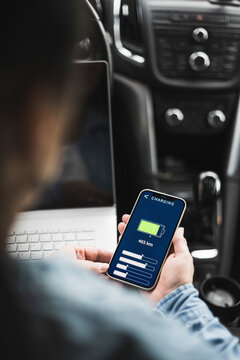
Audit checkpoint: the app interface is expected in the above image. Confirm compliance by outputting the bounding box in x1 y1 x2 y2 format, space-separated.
108 190 185 289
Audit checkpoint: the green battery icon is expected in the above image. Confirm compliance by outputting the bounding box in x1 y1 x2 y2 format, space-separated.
137 219 165 238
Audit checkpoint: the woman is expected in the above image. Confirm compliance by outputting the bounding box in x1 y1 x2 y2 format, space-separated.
0 0 239 359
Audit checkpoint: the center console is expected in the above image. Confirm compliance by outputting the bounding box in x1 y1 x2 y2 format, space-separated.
103 0 240 286
143 3 240 285
143 0 240 88
153 11 240 82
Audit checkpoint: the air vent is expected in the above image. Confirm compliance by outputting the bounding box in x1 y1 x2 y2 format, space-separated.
119 0 143 54
113 0 145 64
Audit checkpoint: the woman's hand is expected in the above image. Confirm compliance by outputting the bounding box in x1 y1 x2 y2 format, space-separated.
48 245 113 274
118 214 194 303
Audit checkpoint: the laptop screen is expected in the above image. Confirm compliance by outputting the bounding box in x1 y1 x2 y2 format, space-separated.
34 61 115 210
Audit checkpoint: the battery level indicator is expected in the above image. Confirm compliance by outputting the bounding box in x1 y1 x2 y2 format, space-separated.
137 219 165 238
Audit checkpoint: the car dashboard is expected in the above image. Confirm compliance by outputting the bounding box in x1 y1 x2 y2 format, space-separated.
93 0 240 297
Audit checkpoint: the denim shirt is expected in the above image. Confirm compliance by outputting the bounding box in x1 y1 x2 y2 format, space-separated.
2 255 240 359
157 284 240 359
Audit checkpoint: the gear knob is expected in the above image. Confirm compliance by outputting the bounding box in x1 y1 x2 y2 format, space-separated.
197 171 221 206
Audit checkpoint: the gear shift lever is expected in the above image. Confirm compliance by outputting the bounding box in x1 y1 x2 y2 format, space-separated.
197 171 221 207
194 171 222 249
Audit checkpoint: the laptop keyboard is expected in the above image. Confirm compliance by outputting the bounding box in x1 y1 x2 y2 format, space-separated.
6 227 96 261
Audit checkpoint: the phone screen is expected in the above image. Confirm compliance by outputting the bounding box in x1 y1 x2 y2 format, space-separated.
108 189 186 290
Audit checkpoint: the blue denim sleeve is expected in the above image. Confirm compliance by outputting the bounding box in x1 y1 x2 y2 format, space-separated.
156 284 240 359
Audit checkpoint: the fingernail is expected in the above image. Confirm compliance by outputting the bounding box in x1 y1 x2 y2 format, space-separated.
178 227 184 236
100 263 109 272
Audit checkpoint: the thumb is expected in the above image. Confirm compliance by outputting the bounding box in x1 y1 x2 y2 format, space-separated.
78 259 109 274
172 227 189 255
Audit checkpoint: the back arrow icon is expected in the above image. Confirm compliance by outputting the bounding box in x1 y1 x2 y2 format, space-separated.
144 195 149 199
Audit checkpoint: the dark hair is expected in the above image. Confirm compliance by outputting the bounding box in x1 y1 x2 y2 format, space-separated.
0 0 80 113
0 1 81 357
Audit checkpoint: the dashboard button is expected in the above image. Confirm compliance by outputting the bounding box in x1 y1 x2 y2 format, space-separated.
169 13 190 22
193 27 208 43
165 108 184 127
189 51 210 71
207 110 226 128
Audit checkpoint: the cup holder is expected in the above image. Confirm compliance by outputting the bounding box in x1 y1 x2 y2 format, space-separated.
200 276 240 325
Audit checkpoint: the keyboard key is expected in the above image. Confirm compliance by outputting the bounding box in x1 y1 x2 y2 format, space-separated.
52 233 63 241
16 235 27 243
77 240 96 247
49 228 59 234
6 244 17 252
76 232 95 241
18 243 30 252
30 243 42 251
64 233 76 241
28 229 37 234
7 235 15 244
43 251 54 259
72 228 81 232
37 229 48 234
28 234 39 242
40 234 51 242
66 241 76 246
83 227 95 232
18 252 30 261
15 229 25 235
42 242 54 251
31 252 43 260
60 229 71 233
54 241 65 250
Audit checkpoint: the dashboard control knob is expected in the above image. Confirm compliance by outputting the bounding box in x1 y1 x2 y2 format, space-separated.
189 51 210 71
193 27 208 43
207 110 226 128
165 108 184 127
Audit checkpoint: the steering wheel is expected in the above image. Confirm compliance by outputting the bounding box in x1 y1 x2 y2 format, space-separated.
74 0 112 81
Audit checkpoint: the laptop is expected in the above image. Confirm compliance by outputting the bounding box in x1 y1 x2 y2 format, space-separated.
6 61 117 260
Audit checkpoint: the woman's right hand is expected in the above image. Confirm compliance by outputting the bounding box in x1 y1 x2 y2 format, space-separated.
118 214 194 303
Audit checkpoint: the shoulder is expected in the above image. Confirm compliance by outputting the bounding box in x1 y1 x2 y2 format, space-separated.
3 256 157 357
4 255 150 321
1 256 219 360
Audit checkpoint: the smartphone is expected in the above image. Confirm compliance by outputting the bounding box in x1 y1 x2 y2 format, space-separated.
107 189 186 290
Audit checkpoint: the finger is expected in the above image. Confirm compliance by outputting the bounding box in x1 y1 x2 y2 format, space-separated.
94 248 113 263
78 259 109 274
172 227 189 255
122 214 130 224
75 246 113 263
118 222 125 235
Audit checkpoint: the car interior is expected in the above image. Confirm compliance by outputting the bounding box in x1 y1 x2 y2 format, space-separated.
92 0 240 332
6 0 240 337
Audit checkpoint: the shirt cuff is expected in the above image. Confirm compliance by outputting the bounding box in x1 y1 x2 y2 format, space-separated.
157 283 194 309
155 283 214 327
